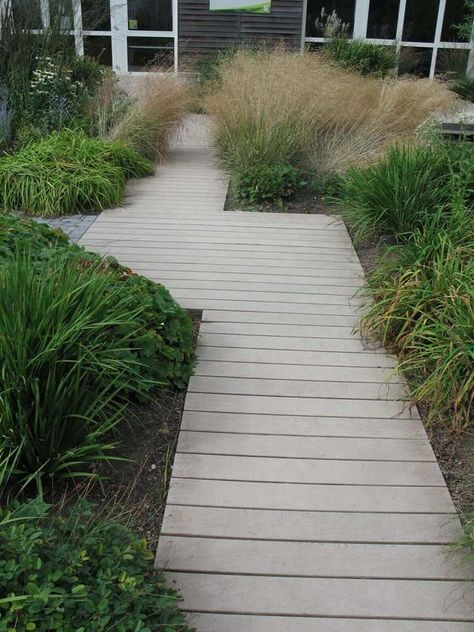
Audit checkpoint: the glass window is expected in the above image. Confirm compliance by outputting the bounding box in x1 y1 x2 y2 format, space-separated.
367 0 399 39
127 36 174 70
306 0 356 38
442 0 469 42
11 0 42 28
435 47 469 74
399 46 433 76
127 0 172 31
402 0 439 43
84 35 112 65
82 0 111 31
49 0 74 30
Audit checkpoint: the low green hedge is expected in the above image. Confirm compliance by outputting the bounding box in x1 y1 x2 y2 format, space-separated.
0 130 154 216
324 38 397 77
0 500 192 631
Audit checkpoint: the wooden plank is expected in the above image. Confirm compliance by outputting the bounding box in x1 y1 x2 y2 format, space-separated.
184 393 414 418
172 453 444 485
180 412 425 439
198 333 380 353
200 322 359 337
202 310 360 326
164 572 474 620
188 613 474 632
197 347 396 368
188 376 407 400
151 279 359 296
160 505 461 544
176 431 433 461
157 536 472 579
167 478 453 513
194 361 401 383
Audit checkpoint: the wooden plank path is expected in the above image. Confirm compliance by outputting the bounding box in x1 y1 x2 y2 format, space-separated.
80 116 474 630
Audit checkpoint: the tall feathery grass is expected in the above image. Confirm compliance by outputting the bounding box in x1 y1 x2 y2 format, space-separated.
108 73 190 161
205 48 459 175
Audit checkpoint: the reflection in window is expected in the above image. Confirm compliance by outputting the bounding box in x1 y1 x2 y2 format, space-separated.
84 36 112 65
367 0 399 39
403 0 438 42
127 37 174 71
11 0 42 28
435 47 469 74
127 0 172 31
82 0 111 31
442 0 469 41
49 0 73 30
305 0 356 38
399 47 433 76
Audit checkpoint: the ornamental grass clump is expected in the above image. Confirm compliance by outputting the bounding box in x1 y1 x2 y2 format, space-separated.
0 129 153 216
205 48 458 179
108 73 189 161
358 200 474 431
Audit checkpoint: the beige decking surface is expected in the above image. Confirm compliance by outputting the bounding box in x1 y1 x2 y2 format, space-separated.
79 116 474 630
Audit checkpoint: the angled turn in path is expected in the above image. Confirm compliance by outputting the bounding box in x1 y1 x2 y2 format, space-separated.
80 116 474 630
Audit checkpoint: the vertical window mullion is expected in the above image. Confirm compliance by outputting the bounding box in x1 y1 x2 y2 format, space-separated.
173 0 178 72
74 0 84 56
300 0 308 49
429 0 447 78
110 0 128 72
40 0 50 28
353 0 370 39
467 18 474 78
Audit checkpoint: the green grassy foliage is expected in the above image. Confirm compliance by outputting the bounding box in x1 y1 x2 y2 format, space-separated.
335 141 474 242
324 38 397 77
0 130 153 216
234 163 305 203
0 499 192 631
0 214 195 479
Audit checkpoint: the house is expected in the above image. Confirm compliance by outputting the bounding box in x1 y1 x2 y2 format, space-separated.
58 0 473 76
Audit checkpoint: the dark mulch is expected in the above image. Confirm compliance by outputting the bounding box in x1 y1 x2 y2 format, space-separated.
49 311 201 551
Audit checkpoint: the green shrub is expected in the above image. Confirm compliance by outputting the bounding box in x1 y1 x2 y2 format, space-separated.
450 76 474 102
0 130 153 216
0 212 195 391
359 202 474 430
0 499 192 631
324 38 397 77
235 163 305 203
0 250 157 477
335 141 474 242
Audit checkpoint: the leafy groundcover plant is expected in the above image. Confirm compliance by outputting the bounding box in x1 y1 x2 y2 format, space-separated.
0 129 153 216
234 163 305 204
0 499 192 632
0 214 195 479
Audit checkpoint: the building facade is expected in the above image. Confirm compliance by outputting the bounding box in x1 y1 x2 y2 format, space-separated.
33 0 474 77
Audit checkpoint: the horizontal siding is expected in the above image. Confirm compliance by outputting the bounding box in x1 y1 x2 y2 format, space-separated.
178 0 303 62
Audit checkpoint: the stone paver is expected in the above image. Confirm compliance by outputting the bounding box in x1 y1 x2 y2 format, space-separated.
79 115 474 629
34 214 97 243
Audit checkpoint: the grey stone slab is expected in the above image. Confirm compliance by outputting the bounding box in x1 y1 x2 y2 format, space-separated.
167 478 454 513
164 572 474 620
180 411 426 439
188 376 407 400
157 536 472 579
172 453 444 486
176 431 433 461
160 506 461 544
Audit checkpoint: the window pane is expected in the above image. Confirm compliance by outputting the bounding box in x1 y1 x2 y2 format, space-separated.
306 0 356 38
442 0 469 42
367 0 399 39
49 0 74 30
399 46 433 76
12 0 42 28
127 0 172 31
82 0 111 31
84 35 112 66
127 36 174 71
403 0 439 43
435 47 469 74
